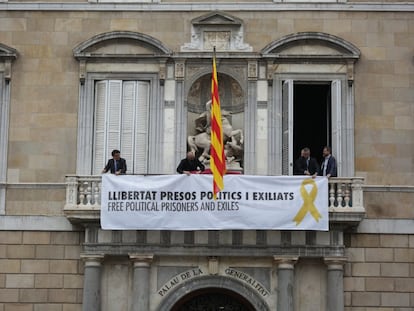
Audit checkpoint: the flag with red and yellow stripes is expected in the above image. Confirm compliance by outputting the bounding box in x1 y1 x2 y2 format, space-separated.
210 48 225 199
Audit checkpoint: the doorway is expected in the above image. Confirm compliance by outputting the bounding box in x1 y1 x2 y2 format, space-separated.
293 83 331 164
171 288 255 311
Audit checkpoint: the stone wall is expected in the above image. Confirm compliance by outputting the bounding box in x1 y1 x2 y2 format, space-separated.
0 10 412 184
0 6 413 311
0 231 83 311
345 233 414 310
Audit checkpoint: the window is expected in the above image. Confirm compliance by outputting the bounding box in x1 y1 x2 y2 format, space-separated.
262 32 360 177
0 44 17 214
280 78 345 175
93 80 149 175
73 31 172 175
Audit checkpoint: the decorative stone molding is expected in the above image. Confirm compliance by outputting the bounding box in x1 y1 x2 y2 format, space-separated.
181 12 252 52
175 61 185 80
261 32 360 86
273 256 298 269
0 43 17 215
0 43 17 81
72 31 172 84
73 31 172 60
324 256 347 270
155 275 270 311
208 256 219 275
80 253 105 266
129 254 154 267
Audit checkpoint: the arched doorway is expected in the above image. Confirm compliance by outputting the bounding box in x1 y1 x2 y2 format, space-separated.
156 276 270 311
171 288 255 311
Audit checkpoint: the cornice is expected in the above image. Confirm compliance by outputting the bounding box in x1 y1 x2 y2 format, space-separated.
0 2 414 12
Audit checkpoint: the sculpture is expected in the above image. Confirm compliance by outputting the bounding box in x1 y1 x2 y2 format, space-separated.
188 100 244 169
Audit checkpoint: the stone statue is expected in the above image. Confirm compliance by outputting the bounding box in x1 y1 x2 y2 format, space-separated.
188 100 244 170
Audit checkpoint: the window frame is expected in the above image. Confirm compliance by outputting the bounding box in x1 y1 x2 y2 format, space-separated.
270 73 354 177
77 72 162 175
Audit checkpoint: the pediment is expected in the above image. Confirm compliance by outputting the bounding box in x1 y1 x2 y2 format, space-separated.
261 32 360 61
277 43 345 56
181 12 251 52
192 12 243 26
0 43 18 60
81 38 158 56
73 31 172 59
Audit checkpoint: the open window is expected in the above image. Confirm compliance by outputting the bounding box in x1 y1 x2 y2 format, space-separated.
263 32 360 176
281 79 343 175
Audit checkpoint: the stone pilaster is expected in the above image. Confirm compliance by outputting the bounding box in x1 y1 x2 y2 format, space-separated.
274 256 298 311
80 254 105 311
324 257 347 311
129 254 154 311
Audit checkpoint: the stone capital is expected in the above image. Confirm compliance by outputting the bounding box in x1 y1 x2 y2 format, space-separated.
273 256 298 269
80 253 105 266
129 254 154 267
324 256 347 270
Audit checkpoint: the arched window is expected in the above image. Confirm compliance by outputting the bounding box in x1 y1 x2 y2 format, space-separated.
262 32 360 176
73 31 172 175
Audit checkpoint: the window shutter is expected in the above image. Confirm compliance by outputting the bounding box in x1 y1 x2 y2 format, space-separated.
120 81 136 173
282 80 293 175
331 79 342 176
107 80 123 153
93 79 149 175
134 82 149 174
94 80 108 174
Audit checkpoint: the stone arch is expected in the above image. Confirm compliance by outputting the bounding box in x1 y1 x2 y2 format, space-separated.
186 71 245 114
73 30 172 57
261 32 360 61
156 275 270 311
185 67 246 105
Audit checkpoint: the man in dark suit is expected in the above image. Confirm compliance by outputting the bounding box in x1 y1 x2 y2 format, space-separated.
177 151 205 176
293 147 319 177
102 149 127 175
319 146 337 177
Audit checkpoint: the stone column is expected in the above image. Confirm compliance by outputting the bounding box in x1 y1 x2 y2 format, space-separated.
274 256 298 311
324 257 347 311
129 254 154 311
80 254 104 311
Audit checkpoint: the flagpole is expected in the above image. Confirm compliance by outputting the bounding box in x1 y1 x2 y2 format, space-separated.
210 46 225 199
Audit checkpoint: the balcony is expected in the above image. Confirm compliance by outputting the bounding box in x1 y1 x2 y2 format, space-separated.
64 175 365 229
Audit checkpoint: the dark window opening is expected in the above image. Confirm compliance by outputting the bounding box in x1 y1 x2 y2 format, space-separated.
293 83 331 164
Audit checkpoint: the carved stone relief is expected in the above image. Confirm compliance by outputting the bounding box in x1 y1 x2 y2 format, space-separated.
181 12 252 52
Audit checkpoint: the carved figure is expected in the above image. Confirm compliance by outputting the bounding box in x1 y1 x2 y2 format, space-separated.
188 100 244 168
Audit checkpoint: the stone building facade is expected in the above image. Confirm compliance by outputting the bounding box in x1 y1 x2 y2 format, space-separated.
0 1 413 311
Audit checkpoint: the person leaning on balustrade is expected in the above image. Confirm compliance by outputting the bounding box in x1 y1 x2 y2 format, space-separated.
293 147 319 178
102 149 127 175
176 151 205 176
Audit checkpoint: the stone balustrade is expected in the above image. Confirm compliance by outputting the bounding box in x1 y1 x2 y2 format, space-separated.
64 175 365 225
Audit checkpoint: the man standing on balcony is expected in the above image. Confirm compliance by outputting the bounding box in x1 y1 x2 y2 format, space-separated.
102 149 127 175
293 147 319 177
177 151 205 176
319 146 337 178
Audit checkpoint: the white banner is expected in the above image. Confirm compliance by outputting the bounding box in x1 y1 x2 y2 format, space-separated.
101 174 328 231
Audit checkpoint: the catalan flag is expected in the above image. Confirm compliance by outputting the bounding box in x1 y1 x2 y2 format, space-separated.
210 48 225 199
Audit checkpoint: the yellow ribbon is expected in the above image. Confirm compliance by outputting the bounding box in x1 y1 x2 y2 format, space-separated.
293 179 322 225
